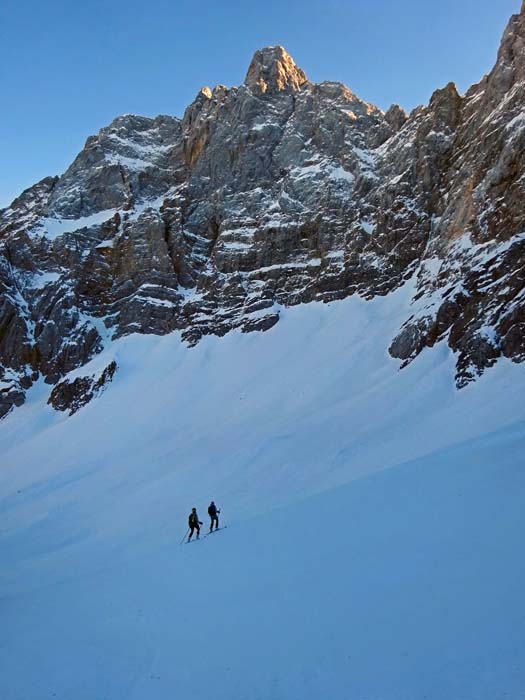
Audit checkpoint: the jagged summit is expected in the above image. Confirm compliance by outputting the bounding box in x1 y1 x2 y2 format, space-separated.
469 3 525 109
498 0 525 66
497 3 525 75
1 8 525 418
244 45 308 94
384 103 408 131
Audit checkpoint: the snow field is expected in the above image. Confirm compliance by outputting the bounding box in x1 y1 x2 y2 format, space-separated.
1 281 524 699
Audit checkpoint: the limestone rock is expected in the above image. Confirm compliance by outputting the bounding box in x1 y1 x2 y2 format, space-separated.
384 104 408 131
1 8 525 417
244 46 308 94
48 360 117 415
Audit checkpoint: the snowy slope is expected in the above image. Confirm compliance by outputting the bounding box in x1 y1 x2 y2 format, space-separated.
1 282 525 699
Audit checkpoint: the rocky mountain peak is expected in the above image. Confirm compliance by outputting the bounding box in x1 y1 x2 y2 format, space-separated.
198 86 213 100
428 81 462 129
182 86 213 130
1 9 525 419
485 3 525 103
384 103 408 131
244 45 308 94
500 4 525 63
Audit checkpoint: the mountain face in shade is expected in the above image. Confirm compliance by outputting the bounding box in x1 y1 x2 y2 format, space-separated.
1 6 525 417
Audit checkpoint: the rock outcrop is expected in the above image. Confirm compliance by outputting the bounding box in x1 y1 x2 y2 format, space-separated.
1 8 525 417
48 360 117 415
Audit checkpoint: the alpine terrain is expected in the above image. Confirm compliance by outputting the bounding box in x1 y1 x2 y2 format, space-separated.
1 4 525 700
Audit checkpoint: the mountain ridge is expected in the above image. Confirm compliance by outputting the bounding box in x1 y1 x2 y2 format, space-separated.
1 5 525 417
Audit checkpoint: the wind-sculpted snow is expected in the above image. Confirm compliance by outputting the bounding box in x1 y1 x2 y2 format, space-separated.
1 8 525 416
1 291 524 699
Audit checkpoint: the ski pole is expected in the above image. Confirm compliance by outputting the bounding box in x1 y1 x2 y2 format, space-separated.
179 527 190 545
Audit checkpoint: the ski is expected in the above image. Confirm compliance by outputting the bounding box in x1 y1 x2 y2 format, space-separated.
205 526 227 537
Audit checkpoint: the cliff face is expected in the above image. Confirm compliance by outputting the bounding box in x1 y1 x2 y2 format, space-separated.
1 7 525 417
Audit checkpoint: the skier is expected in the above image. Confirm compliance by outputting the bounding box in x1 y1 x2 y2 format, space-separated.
188 507 202 541
208 501 220 532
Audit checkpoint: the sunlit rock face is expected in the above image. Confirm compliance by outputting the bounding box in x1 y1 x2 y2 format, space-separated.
244 45 308 94
1 6 525 415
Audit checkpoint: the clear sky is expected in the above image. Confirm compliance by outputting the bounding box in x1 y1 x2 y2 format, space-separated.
0 0 520 208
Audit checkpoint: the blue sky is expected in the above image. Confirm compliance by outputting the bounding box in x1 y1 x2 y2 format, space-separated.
0 0 520 207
